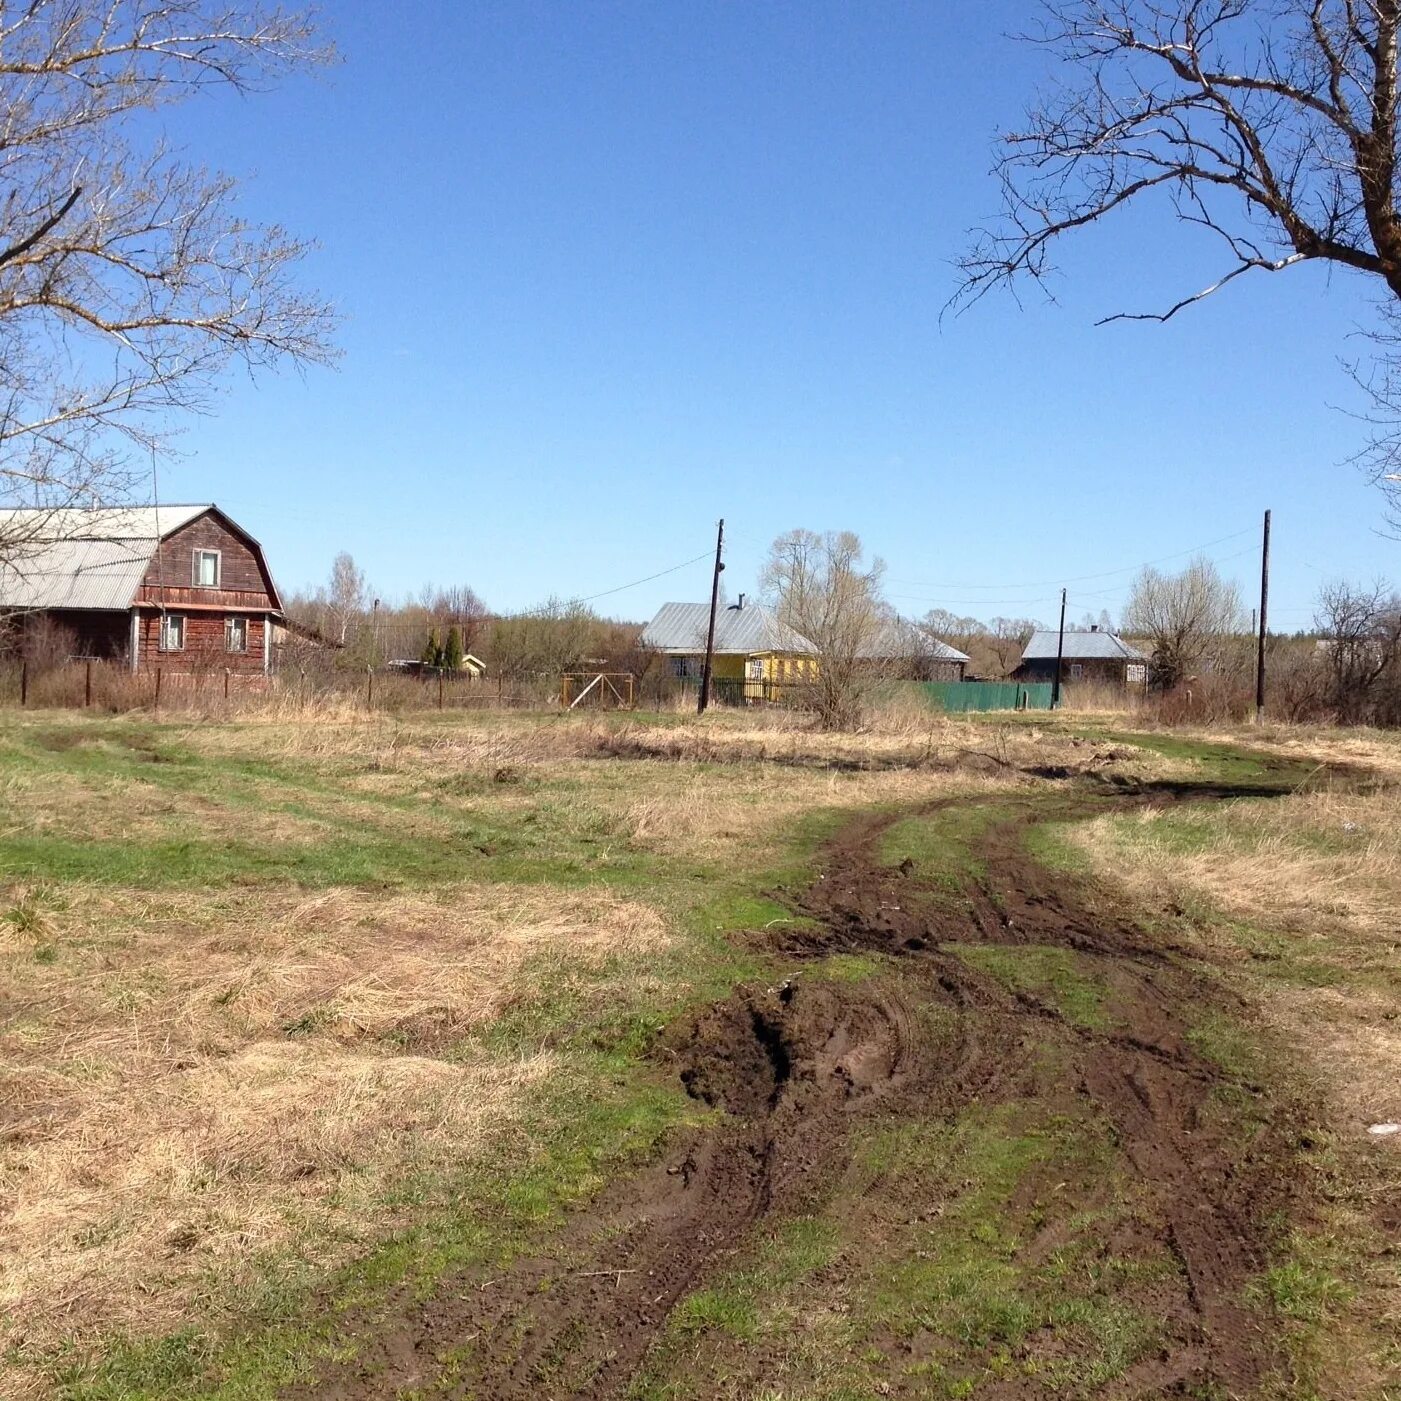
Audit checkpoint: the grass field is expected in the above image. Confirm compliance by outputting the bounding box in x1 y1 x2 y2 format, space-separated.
2 706 1398 1399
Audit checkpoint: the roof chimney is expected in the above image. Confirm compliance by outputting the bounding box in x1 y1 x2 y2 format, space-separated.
737 593 745 610
1090 624 1098 632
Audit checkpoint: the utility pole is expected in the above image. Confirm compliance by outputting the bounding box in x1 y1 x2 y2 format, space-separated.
698 518 725 715
1255 508 1271 724
1051 587 1067 709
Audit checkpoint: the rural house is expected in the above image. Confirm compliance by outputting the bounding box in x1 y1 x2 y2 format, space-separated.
0 504 284 675
1013 626 1148 688
641 598 816 701
856 618 970 681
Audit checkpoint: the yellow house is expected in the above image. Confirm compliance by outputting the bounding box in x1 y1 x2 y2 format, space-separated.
641 599 816 702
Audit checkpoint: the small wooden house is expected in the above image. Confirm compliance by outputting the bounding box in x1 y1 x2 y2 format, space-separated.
641 599 816 701
856 618 970 682
0 503 283 674
1013 627 1148 688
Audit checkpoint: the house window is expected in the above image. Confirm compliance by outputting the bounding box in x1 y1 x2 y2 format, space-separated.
1069 663 1084 680
226 616 248 653
193 549 221 588
746 658 763 679
1127 663 1147 686
160 614 185 651
670 656 698 679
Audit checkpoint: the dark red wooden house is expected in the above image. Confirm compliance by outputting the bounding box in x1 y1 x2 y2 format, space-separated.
0 504 283 674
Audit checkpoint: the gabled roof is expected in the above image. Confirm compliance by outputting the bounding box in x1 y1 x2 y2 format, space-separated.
0 504 278 612
642 601 816 655
856 618 971 664
1019 629 1147 663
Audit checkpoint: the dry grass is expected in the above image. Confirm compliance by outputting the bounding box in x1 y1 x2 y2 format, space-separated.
1065 776 1401 1395
0 881 669 1358
1067 783 1401 1128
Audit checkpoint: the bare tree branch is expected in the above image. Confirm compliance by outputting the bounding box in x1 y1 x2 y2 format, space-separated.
0 2 337 560
953 0 1401 319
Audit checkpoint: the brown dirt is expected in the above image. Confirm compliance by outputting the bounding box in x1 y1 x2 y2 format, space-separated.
289 779 1330 1400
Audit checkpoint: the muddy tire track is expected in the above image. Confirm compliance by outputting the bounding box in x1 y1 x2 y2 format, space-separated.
292 776 1335 1401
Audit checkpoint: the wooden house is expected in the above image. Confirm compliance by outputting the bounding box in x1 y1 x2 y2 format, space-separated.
0 503 283 674
641 599 816 702
856 618 970 681
1013 627 1148 688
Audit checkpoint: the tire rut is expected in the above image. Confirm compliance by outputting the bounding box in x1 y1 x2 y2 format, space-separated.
291 775 1341 1400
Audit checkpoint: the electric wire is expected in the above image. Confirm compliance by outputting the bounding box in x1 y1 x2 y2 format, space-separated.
576 549 713 604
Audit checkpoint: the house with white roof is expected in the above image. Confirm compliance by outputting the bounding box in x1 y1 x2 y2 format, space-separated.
0 503 284 674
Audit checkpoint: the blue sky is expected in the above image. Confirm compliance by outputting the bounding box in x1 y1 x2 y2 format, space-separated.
163 0 1395 629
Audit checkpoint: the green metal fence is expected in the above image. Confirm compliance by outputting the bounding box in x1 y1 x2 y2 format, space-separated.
919 681 1054 713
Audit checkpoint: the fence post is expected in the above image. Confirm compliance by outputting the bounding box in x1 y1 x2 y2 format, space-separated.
20 661 27 707
84 660 92 708
224 668 230 702
367 666 373 710
438 670 444 711
155 667 162 713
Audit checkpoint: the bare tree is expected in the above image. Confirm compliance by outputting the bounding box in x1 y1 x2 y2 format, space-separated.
1315 577 1401 720
420 584 489 656
487 597 603 683
326 552 367 648
954 0 1401 520
986 616 1041 678
1122 556 1246 688
762 529 887 729
0 2 335 561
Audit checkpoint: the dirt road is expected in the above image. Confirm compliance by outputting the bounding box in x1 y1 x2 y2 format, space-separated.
295 775 1326 1399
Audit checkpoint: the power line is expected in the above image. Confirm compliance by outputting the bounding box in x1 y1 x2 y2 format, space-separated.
576 549 713 604
887 544 1262 612
886 526 1257 592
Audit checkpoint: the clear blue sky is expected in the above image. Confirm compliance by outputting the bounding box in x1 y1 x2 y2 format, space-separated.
164 0 1396 630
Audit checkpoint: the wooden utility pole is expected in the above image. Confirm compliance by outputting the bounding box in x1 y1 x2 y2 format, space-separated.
1051 588 1067 709
1255 508 1271 724
698 518 725 715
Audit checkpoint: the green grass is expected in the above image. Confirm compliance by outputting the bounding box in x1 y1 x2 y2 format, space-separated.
877 803 1014 891
1022 820 1091 873
948 943 1113 1030
851 1102 1166 1396
1246 1229 1358 1400
634 1085 1170 1399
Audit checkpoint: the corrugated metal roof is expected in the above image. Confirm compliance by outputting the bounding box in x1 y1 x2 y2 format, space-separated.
1019 629 1147 662
856 619 971 664
642 602 816 654
0 504 212 611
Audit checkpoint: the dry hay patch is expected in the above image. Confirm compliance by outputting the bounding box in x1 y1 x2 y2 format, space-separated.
623 766 1020 859
1070 787 1401 940
0 764 347 849
0 883 670 1359
1066 786 1401 1130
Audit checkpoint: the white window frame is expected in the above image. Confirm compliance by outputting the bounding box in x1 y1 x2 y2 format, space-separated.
160 614 186 652
1069 663 1084 680
192 549 221 588
226 616 248 653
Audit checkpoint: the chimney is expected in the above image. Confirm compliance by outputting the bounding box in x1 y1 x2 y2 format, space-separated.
737 593 745 610
1090 624 1098 632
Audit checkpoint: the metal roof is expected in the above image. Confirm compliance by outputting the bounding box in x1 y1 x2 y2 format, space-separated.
856 618 971 664
642 602 817 655
0 504 212 611
1019 629 1148 663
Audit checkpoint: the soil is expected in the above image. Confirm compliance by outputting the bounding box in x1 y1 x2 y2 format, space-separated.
289 773 1335 1401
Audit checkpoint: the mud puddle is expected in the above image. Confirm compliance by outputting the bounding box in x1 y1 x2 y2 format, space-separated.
292 781 1324 1400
